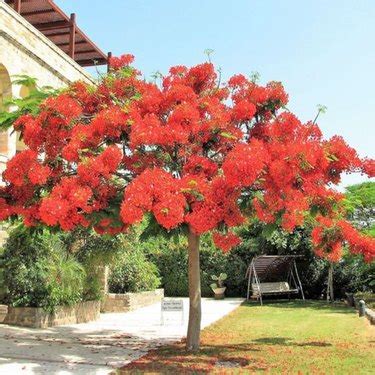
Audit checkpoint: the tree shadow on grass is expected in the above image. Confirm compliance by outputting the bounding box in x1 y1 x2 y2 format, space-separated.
242 299 354 314
118 335 334 375
252 337 332 347
117 341 270 374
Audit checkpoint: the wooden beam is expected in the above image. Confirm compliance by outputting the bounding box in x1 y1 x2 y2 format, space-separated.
56 40 86 47
107 52 112 73
74 49 97 55
75 58 107 67
21 9 55 17
44 30 70 37
15 0 21 13
33 20 70 31
68 13 76 59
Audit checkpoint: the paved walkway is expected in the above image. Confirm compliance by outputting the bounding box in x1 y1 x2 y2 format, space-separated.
0 298 243 374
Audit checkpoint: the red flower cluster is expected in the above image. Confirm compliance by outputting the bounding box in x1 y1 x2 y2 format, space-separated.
338 221 375 262
212 231 241 253
3 150 51 186
78 146 122 187
183 155 217 179
311 217 375 262
121 168 187 229
0 197 12 220
222 139 269 187
39 178 92 230
109 54 135 70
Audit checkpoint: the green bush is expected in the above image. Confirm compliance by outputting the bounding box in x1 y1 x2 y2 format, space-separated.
109 247 160 293
149 244 189 296
72 230 122 300
146 234 248 298
0 225 85 311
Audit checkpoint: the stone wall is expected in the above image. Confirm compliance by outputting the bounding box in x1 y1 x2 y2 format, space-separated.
0 304 7 323
2 300 100 328
102 289 164 313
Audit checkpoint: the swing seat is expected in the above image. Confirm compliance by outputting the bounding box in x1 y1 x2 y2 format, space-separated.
252 281 299 297
246 255 305 305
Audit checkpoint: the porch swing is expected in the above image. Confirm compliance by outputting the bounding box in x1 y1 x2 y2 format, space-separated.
246 255 305 305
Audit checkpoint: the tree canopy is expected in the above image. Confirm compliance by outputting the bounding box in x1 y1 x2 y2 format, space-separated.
0 54 374 263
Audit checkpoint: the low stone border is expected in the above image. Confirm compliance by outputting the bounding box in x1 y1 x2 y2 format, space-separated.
365 307 375 324
1 300 100 328
101 288 164 313
347 295 375 325
0 304 7 323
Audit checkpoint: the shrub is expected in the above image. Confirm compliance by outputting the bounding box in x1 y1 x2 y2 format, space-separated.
0 224 85 311
41 240 85 310
146 234 248 297
72 230 122 300
109 246 160 293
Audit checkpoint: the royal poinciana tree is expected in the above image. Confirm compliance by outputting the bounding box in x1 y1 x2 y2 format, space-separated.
1 54 374 350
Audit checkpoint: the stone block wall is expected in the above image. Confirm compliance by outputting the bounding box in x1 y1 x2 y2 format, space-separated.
0 304 7 323
102 289 164 313
2 300 100 328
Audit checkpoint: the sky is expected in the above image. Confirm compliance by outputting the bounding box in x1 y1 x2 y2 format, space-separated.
57 0 374 189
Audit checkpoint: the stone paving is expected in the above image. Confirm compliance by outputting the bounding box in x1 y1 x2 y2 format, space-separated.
0 298 243 374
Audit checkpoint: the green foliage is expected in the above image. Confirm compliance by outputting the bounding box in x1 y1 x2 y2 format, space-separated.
144 233 248 297
0 224 85 311
147 240 189 296
108 244 160 293
0 75 58 131
344 181 375 231
333 254 375 294
64 229 123 300
40 239 85 310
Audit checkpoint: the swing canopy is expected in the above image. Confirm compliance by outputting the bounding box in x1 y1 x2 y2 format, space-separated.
246 255 305 305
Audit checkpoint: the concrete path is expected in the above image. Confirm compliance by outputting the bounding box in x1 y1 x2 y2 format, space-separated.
0 298 243 374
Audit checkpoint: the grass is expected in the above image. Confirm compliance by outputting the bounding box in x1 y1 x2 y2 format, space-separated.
118 300 375 374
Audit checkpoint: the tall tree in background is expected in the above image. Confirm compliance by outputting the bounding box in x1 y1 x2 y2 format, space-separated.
0 55 374 350
345 182 375 234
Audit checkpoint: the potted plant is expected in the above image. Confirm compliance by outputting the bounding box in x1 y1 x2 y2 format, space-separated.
210 273 227 299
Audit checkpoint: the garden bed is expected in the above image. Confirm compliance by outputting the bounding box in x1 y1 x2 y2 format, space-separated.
101 288 164 313
1 300 100 328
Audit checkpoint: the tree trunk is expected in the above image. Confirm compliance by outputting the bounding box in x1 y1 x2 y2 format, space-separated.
186 229 201 351
327 262 334 302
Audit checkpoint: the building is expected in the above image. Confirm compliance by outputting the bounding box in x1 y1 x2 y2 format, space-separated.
0 0 109 172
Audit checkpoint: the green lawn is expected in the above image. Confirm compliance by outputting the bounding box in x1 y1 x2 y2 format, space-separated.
120 300 375 374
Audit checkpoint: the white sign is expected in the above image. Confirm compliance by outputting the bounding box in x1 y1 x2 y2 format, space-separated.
161 299 183 311
161 298 184 325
